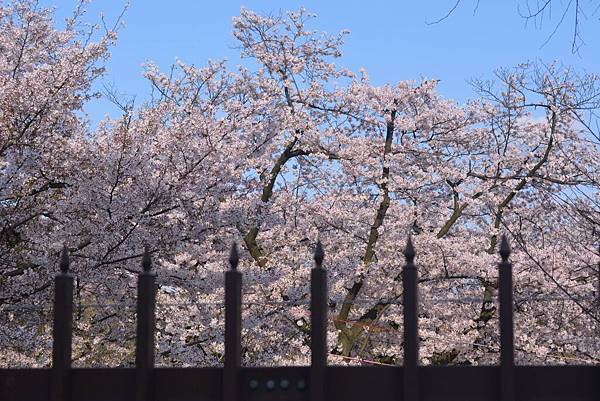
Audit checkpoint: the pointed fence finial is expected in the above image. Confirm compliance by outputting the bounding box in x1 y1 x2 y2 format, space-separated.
59 245 70 273
403 236 416 263
229 242 239 270
314 240 325 268
499 235 511 261
142 246 152 272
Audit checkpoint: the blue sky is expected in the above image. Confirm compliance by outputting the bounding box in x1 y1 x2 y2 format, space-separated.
43 1 600 128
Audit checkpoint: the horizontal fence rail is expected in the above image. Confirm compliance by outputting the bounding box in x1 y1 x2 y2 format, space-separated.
1 235 599 401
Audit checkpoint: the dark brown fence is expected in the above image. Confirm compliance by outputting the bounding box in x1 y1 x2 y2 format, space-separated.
0 236 598 401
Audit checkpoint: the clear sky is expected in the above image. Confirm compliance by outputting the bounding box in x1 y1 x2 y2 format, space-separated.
42 0 600 128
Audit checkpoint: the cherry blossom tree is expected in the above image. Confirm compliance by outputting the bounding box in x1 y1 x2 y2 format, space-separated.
1 3 599 368
0 0 118 364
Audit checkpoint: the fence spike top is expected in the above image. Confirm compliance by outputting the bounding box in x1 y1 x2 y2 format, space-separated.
403 236 416 262
142 246 152 272
59 245 70 273
314 239 325 267
229 242 239 270
499 235 511 261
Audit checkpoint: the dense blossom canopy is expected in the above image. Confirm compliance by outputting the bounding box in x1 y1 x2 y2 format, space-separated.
1 2 599 367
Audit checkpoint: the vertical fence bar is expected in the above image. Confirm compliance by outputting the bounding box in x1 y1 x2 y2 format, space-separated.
499 235 515 401
135 247 156 401
51 246 73 401
597 243 600 309
402 237 418 401
310 241 327 401
224 243 242 401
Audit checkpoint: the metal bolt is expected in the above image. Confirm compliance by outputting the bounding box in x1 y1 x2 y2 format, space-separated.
297 379 306 391
266 380 275 391
280 379 289 390
249 380 258 390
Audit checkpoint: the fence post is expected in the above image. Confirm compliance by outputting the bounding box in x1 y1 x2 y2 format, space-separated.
311 241 327 401
597 243 600 310
499 235 515 401
402 237 419 401
135 247 156 401
51 246 73 401
224 243 242 401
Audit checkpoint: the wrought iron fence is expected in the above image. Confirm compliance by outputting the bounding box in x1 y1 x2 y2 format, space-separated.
0 236 598 401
